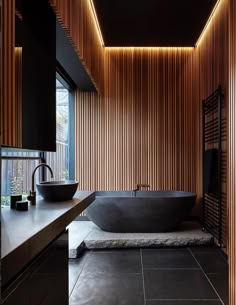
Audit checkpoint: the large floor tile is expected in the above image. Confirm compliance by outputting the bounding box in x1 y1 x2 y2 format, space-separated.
192 252 228 274
208 273 229 305
81 250 141 274
189 246 222 253
146 301 222 305
144 269 218 300
142 249 198 269
69 252 89 295
70 273 144 305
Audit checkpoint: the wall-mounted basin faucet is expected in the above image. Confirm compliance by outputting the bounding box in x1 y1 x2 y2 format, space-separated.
28 163 54 205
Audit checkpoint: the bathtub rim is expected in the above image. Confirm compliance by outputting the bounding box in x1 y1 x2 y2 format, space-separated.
94 190 197 198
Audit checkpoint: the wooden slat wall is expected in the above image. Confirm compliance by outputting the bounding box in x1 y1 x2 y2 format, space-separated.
49 0 104 94
187 0 229 250
75 48 199 196
1 0 22 147
194 0 228 201
228 0 236 303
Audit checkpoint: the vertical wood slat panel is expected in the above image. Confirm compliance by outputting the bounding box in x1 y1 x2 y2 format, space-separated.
228 0 236 303
1 0 22 147
193 0 228 251
74 48 197 196
49 0 104 94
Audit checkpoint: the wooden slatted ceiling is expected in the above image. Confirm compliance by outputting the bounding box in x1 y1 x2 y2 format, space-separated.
49 0 104 94
228 0 236 303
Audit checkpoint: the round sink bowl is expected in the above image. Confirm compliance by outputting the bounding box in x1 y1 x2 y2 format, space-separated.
36 180 79 202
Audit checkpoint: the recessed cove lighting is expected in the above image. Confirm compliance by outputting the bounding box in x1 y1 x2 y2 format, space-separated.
195 0 222 47
90 0 221 49
105 47 194 51
89 0 104 47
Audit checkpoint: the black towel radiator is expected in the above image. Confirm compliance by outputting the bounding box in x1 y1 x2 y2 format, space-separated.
202 86 223 246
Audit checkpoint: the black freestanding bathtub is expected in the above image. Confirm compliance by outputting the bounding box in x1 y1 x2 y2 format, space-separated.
86 191 196 233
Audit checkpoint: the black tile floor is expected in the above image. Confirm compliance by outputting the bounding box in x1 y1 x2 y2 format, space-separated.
69 247 228 305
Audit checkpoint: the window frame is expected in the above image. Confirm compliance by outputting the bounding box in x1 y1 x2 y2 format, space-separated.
41 69 75 181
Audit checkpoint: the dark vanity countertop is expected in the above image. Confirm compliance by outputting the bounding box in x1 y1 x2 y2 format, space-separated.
1 191 95 286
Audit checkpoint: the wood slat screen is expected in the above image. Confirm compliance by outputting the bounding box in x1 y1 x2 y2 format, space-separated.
228 0 236 303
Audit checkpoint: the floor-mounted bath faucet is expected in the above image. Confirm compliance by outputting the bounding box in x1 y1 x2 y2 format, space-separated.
136 183 150 191
132 183 150 196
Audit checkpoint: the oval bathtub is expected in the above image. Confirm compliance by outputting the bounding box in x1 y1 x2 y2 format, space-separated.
86 191 196 233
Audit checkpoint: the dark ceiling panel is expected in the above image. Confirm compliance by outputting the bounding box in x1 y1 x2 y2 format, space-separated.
93 0 217 47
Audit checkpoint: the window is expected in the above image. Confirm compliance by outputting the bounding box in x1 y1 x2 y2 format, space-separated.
1 75 75 207
1 149 42 207
45 76 74 181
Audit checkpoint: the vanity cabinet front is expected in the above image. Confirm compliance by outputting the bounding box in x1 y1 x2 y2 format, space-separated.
2 230 68 305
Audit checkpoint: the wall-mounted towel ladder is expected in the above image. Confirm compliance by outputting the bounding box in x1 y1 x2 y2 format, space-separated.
202 85 224 247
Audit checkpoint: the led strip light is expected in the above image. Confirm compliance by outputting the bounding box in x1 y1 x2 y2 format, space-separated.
195 0 222 47
89 0 104 46
89 0 222 49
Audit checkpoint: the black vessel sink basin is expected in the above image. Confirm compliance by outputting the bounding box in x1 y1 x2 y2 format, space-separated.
36 180 79 201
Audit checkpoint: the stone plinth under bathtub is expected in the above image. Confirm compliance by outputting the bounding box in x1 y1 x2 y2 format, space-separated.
68 220 95 258
69 221 213 256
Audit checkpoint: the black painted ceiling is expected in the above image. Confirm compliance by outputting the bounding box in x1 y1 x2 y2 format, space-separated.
93 0 217 47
